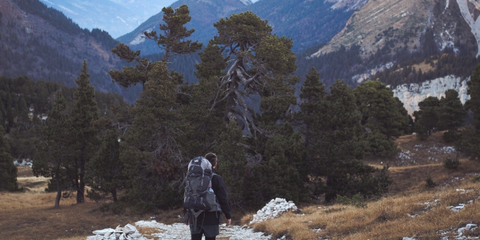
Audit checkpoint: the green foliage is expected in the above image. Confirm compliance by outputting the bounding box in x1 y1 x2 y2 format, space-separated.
297 78 392 202
425 176 436 188
86 128 123 202
414 96 440 139
458 64 480 159
0 126 18 191
362 130 399 157
144 5 202 61
443 156 460 170
215 121 247 208
437 90 466 138
70 61 100 203
472 175 480 183
208 11 297 135
443 130 460 143
33 91 73 208
336 193 367 208
111 4 201 90
247 128 305 207
353 80 410 138
119 61 184 211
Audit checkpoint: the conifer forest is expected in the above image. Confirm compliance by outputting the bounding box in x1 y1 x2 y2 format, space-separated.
2 5 480 214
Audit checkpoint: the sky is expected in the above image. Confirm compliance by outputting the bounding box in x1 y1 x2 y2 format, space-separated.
39 0 261 38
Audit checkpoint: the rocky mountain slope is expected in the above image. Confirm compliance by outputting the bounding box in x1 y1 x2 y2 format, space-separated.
119 0 365 54
312 0 478 58
0 0 139 102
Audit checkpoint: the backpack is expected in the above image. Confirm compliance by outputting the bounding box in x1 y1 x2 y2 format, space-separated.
183 157 222 228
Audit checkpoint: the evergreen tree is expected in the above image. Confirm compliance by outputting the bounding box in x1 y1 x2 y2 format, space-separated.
302 80 391 202
0 125 18 192
353 80 409 138
86 127 123 202
215 121 246 208
458 64 480 159
208 11 297 136
70 60 99 203
353 80 409 156
414 96 440 140
297 67 328 192
120 61 183 211
438 89 466 142
110 5 201 89
33 92 72 208
144 5 202 62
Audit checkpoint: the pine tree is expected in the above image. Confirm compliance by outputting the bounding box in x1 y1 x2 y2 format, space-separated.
353 80 409 156
144 5 202 62
70 60 99 203
298 67 327 167
301 79 391 202
110 5 201 89
208 11 297 136
33 91 72 208
86 128 123 202
414 96 440 140
458 64 480 159
438 89 466 142
215 121 247 208
120 61 183 211
0 125 18 192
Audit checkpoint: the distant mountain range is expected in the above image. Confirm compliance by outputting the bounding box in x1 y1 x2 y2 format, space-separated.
38 0 170 38
118 0 363 54
2 0 480 108
0 0 141 102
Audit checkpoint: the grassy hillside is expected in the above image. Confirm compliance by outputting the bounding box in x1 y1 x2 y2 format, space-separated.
1 131 479 239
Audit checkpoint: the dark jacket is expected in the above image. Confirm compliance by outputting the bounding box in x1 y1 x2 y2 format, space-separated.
196 170 231 225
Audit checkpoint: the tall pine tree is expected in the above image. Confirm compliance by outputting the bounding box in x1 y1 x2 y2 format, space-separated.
70 60 99 203
33 92 72 208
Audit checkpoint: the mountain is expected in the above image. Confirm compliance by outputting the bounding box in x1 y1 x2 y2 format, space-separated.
117 0 253 55
118 0 369 54
38 0 169 38
311 0 478 58
295 0 480 101
0 0 140 102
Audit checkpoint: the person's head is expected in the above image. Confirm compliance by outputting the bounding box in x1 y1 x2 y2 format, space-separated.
205 152 217 168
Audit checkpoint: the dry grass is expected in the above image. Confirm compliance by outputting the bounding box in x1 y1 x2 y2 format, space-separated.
0 168 183 240
2 131 480 239
248 132 480 239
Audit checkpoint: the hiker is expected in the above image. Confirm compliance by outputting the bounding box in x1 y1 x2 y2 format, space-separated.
185 152 231 240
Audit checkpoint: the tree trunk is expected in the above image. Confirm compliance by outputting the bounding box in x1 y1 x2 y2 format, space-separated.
54 169 61 209
112 190 117 202
77 157 86 203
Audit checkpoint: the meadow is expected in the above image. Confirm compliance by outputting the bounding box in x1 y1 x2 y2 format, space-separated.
1 132 480 240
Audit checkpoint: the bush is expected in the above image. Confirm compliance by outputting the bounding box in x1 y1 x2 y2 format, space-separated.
443 157 460 170
472 175 480 183
336 193 367 208
425 176 436 188
443 130 459 143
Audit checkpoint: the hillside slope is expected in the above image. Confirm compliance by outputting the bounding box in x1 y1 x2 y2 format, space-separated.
312 0 478 58
0 0 140 102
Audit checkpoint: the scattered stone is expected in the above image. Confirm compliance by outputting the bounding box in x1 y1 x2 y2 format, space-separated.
87 224 147 240
249 198 298 224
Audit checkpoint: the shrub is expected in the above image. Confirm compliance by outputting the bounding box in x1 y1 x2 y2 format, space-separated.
443 157 460 170
443 130 459 143
425 176 436 188
336 193 367 208
472 175 480 183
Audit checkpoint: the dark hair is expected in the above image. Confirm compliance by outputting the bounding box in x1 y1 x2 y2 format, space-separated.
205 152 217 167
